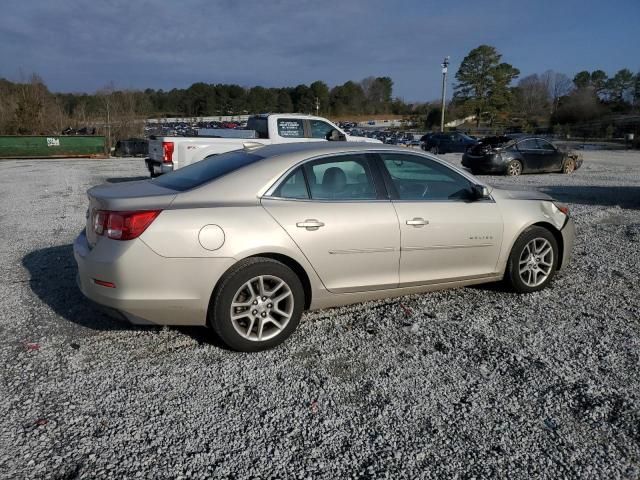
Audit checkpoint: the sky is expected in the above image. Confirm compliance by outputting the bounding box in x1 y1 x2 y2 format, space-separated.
1 0 638 102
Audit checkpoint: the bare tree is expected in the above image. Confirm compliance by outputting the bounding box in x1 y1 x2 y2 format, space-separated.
541 70 573 113
515 74 550 119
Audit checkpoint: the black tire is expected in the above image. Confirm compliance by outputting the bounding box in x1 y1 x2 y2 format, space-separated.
506 159 523 176
505 226 559 293
429 146 439 154
209 257 304 352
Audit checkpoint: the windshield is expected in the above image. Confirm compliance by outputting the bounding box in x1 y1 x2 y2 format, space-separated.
153 150 264 191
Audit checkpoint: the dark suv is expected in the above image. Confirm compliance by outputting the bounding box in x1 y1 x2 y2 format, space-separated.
422 132 477 154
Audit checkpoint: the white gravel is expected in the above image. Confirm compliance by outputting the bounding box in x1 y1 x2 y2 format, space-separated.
0 151 639 479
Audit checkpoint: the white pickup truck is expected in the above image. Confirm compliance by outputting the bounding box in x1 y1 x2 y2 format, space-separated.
144 113 381 176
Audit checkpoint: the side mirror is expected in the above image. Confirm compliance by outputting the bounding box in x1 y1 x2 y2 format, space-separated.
473 184 491 199
326 129 347 141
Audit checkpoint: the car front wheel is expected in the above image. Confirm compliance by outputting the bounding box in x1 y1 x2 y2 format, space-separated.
505 226 559 293
506 160 523 176
209 257 304 351
563 159 576 174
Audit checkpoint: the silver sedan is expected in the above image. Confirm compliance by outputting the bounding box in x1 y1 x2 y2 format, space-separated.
74 143 575 351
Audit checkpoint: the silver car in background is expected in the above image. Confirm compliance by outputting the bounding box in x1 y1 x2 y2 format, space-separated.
74 143 575 351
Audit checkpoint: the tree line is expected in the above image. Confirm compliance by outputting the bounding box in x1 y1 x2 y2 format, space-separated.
1 47 639 141
0 75 403 137
452 45 640 138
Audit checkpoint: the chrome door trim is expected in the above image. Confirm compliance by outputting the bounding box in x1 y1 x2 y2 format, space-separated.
328 247 396 255
402 243 494 252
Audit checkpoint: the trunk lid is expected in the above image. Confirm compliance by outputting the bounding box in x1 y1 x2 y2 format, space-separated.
85 180 177 247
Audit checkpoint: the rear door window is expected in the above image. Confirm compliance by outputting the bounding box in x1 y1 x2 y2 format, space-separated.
246 117 269 139
272 168 309 199
517 139 539 150
304 154 377 200
277 119 305 138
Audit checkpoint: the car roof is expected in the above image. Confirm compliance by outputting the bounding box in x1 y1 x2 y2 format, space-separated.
249 141 407 158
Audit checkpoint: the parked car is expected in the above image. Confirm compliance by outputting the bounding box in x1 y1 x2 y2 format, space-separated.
144 114 381 177
462 136 583 176
423 132 478 154
75 142 575 352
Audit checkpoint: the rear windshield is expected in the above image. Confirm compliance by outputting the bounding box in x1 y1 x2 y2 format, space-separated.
153 150 264 191
246 117 269 139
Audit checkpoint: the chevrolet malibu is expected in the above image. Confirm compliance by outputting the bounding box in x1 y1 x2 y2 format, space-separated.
74 143 575 351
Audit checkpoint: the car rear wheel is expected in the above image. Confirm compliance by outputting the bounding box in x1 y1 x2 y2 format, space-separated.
563 159 576 174
505 226 558 293
209 257 304 351
506 160 523 176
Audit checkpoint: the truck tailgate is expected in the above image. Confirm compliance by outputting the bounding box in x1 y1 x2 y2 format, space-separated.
148 139 164 162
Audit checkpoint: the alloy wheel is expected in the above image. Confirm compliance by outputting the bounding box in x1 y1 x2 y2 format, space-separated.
518 238 554 287
229 275 294 341
564 160 575 174
508 161 522 176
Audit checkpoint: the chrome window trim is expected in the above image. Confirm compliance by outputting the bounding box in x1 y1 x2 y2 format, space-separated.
263 148 495 204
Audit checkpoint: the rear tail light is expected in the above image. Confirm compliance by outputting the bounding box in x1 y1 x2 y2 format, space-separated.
93 210 161 240
93 279 116 288
162 141 174 164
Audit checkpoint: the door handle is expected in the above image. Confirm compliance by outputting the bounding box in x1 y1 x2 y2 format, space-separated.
406 217 429 226
296 219 325 230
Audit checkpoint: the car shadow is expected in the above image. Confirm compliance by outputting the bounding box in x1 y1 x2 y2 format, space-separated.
22 244 227 348
537 185 640 210
106 176 149 183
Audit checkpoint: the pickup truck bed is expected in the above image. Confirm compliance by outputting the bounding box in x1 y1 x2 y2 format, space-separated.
145 113 381 176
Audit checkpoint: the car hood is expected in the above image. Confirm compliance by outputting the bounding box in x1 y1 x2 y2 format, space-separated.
491 187 553 202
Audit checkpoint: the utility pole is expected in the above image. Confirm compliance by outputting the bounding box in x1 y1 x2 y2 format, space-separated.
315 97 320 116
440 56 450 133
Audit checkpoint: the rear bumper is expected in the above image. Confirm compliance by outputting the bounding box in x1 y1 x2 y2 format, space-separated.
73 230 235 326
145 158 173 175
462 153 507 174
558 217 575 271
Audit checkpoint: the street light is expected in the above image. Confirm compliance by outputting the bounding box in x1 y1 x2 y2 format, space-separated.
440 56 450 133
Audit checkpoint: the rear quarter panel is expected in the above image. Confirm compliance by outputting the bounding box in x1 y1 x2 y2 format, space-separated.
139 204 324 285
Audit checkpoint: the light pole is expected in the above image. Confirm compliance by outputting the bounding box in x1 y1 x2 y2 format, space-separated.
440 56 449 133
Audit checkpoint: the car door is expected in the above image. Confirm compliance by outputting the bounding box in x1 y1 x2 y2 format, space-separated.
535 139 563 171
516 138 545 172
377 152 503 285
450 133 466 153
261 153 400 293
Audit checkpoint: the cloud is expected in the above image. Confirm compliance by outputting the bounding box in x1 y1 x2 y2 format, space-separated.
1 0 638 101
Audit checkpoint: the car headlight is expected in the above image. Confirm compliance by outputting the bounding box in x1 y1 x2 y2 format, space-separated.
552 202 569 216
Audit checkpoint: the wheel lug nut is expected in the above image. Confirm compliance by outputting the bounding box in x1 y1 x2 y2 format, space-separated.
253 300 258 305
252 310 257 315
261 312 267 317
262 296 267 301
267 303 273 308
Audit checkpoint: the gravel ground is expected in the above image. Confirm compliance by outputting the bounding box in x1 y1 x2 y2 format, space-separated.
0 151 639 479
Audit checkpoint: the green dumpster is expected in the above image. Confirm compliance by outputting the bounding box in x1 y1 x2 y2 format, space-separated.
0 136 106 159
